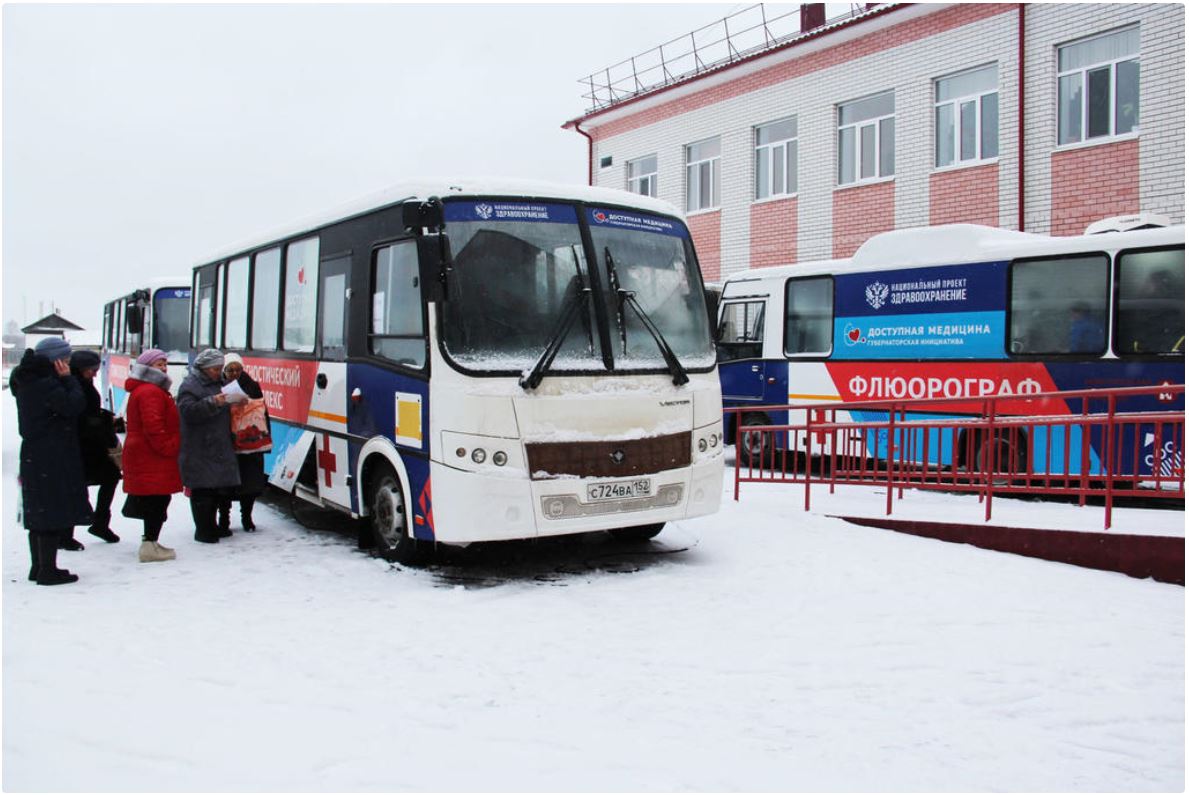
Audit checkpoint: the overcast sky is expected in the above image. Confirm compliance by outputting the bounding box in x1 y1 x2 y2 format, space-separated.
4 2 758 339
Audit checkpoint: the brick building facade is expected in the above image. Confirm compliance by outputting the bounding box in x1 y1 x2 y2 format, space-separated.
565 3 1185 282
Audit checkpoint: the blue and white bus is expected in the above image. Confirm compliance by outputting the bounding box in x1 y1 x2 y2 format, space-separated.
190 180 723 561
716 220 1184 473
100 279 192 412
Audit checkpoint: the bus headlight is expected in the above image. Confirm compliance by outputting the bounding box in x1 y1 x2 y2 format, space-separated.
493 451 508 466
710 433 719 447
471 448 487 464
698 438 708 453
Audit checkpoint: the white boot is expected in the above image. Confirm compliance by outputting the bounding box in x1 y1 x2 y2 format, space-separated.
139 540 176 563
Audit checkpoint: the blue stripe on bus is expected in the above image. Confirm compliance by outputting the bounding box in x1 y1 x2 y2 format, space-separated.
444 201 578 224
835 261 1008 318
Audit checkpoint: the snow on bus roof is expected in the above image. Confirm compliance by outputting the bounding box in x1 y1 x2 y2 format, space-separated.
199 178 683 265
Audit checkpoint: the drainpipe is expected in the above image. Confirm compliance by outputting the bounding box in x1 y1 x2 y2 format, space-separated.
573 121 595 187
1017 3 1026 231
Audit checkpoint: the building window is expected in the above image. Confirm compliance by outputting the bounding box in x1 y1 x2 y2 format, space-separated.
755 117 798 200
627 155 658 197
1009 255 1109 355
935 65 999 167
1057 26 1140 146
838 91 894 186
686 137 720 212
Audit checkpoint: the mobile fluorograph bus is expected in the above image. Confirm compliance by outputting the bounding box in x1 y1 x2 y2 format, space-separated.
716 219 1184 475
190 180 723 561
100 279 192 412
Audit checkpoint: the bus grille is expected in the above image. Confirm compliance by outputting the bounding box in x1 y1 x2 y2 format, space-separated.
526 432 691 480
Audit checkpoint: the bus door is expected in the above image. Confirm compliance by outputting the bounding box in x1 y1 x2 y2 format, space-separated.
716 299 768 401
309 254 353 509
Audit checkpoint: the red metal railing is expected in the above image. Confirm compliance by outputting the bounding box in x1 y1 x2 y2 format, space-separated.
728 384 1185 529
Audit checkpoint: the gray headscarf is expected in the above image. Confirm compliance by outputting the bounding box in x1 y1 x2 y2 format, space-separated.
192 348 225 372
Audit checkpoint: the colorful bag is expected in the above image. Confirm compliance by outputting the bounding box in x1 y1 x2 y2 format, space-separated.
230 398 272 453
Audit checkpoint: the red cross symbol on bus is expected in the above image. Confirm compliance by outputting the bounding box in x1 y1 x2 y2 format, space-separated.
317 434 337 488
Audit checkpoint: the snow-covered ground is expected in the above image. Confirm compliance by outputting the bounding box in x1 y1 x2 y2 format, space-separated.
2 396 1183 792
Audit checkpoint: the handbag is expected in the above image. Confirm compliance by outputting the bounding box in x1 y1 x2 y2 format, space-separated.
108 438 123 472
230 398 273 453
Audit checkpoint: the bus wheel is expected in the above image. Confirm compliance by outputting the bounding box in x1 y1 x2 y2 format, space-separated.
368 467 424 565
608 523 664 543
977 432 1028 486
741 415 771 467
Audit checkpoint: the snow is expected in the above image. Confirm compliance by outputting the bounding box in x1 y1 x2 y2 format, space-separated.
2 396 1183 791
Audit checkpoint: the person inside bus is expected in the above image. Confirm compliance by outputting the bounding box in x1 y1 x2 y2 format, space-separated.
1068 303 1105 354
10 337 93 585
121 348 182 563
217 353 270 534
68 350 123 547
177 348 244 543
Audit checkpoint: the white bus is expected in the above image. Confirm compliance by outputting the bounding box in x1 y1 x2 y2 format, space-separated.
190 179 724 561
100 279 192 412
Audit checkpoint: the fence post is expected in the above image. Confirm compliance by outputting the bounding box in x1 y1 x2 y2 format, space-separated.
984 399 996 522
1104 394 1116 529
734 412 741 502
885 410 895 515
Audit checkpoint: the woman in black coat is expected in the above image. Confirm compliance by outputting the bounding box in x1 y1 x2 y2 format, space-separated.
10 338 93 585
217 353 270 533
67 349 122 547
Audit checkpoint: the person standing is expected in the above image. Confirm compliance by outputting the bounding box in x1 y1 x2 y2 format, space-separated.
122 348 182 563
217 353 270 533
68 349 122 546
10 337 93 585
177 348 242 543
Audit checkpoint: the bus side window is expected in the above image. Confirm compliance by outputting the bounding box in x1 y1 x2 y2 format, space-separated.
192 269 216 350
1115 247 1185 356
251 248 281 351
224 256 250 349
1009 255 1108 356
784 276 833 356
283 238 320 353
716 300 765 361
370 241 426 369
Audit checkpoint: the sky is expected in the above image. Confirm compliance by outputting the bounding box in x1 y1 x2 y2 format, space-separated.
3 2 764 338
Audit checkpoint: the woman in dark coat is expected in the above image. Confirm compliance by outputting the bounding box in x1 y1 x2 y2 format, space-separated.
67 349 122 547
177 348 242 543
10 337 93 585
122 348 183 562
217 353 270 533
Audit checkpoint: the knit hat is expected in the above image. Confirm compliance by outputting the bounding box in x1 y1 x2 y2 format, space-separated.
136 348 168 366
34 336 72 361
193 348 225 370
223 352 244 373
70 350 101 370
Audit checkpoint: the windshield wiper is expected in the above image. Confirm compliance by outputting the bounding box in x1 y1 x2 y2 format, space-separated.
604 247 690 387
519 271 593 391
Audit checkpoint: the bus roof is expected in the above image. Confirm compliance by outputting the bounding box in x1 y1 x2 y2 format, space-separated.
199 178 684 265
721 223 1185 291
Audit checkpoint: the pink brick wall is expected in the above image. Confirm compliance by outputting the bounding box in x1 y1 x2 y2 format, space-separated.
833 182 895 258
929 164 1000 227
688 212 722 282
1050 139 1139 236
749 198 798 268
588 4 1014 140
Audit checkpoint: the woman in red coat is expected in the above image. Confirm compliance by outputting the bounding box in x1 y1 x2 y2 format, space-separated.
122 348 183 563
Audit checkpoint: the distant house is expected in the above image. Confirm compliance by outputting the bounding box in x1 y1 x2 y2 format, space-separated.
21 312 84 337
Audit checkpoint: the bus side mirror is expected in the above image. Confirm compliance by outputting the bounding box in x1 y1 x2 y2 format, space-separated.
416 235 452 304
403 198 444 232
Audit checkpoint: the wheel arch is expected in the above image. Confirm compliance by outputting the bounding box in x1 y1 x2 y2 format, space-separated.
355 437 415 538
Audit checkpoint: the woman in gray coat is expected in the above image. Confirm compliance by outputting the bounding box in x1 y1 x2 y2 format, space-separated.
177 348 244 543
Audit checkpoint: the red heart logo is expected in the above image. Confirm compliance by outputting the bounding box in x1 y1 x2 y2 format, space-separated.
847 327 861 342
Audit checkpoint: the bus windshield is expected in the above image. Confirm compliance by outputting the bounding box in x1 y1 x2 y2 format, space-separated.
440 200 713 374
153 288 191 362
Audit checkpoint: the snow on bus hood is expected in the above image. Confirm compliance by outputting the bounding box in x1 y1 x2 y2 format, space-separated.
515 392 693 444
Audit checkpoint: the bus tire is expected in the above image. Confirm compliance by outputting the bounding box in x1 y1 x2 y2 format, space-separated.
367 466 425 565
741 414 772 467
608 523 664 543
976 430 1029 486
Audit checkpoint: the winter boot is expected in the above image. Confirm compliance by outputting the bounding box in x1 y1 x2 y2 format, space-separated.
192 497 221 544
36 534 78 586
27 532 40 582
217 502 233 538
87 510 120 543
139 540 177 563
241 499 257 532
59 531 85 551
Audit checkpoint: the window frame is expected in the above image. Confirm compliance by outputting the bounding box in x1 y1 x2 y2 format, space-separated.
934 64 999 169
754 117 798 201
782 275 835 358
1007 252 1111 359
626 155 658 198
685 137 722 213
1056 26 1140 147
250 246 282 352
368 238 429 371
223 255 251 350
1112 244 1185 359
716 299 767 362
281 236 320 354
838 91 895 187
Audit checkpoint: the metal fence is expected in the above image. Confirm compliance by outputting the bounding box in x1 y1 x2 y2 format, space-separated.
728 384 1185 529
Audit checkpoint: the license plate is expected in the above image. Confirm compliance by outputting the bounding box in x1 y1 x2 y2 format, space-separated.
586 479 652 502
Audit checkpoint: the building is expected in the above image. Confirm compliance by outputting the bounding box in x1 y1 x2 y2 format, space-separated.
564 3 1185 282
